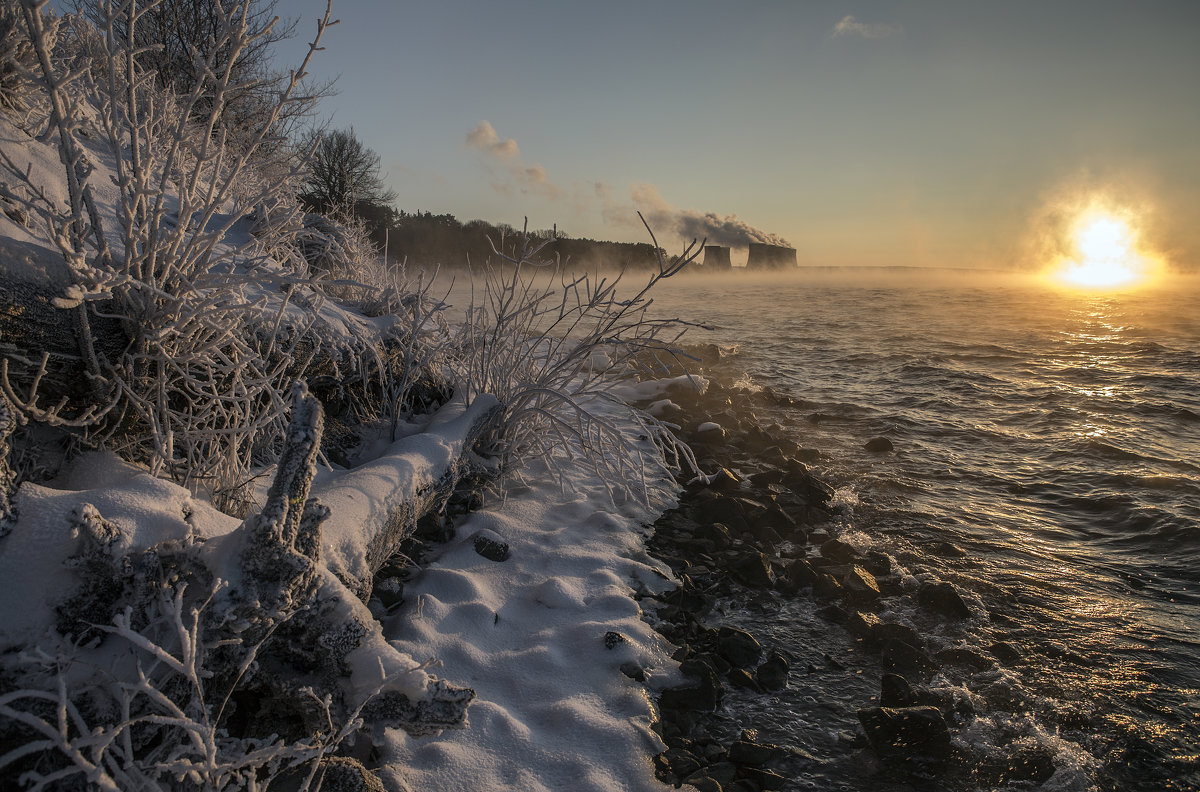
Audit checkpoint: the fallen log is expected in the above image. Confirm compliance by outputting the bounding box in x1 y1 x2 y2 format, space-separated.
0 382 500 789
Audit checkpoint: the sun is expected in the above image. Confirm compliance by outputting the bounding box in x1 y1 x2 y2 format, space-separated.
1049 207 1157 290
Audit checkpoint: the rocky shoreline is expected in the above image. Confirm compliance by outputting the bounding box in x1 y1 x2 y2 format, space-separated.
628 366 1051 792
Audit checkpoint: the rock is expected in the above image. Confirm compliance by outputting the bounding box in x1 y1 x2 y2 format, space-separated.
918 581 973 620
935 647 994 671
697 521 735 550
731 552 775 588
717 626 763 668
684 776 724 792
880 673 919 708
662 660 723 711
756 649 790 691
989 640 1024 665
743 768 787 790
841 565 881 603
880 638 938 676
727 667 763 692
604 631 627 649
857 706 952 763
864 437 894 453
688 763 738 787
874 622 922 649
372 575 404 609
472 529 510 562
813 573 844 600
620 662 646 682
819 538 858 564
728 739 784 766
778 558 817 593
703 467 741 492
847 610 882 641
864 550 892 576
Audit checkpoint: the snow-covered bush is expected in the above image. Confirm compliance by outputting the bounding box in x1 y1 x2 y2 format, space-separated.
0 0 35 112
0 0 337 513
452 217 700 505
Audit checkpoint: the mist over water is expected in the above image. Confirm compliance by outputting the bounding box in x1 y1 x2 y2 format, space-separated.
647 268 1200 791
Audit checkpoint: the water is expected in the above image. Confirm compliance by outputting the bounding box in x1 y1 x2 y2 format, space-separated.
648 268 1200 791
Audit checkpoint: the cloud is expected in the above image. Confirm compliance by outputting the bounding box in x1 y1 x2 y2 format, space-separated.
604 182 791 248
466 121 520 160
466 121 563 200
831 15 903 39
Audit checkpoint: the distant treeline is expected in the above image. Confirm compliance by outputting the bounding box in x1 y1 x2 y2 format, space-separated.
358 208 666 270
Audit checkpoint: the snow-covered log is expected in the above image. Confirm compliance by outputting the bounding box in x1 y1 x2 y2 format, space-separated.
0 382 500 788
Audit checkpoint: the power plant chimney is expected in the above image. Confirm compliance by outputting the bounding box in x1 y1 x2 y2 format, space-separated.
702 245 732 269
746 243 797 270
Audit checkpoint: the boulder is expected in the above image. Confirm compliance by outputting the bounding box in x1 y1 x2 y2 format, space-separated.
717 626 762 668
864 437 894 453
918 581 973 620
841 565 881 603
731 551 775 588
756 649 790 691
472 529 510 562
857 706 952 763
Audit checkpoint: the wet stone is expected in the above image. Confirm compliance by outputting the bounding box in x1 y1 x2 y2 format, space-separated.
875 621 923 649
857 705 952 764
864 437 894 452
756 649 790 691
743 768 787 790
620 662 646 682
880 638 939 676
880 673 919 708
842 565 881 603
918 580 973 620
935 647 994 670
727 667 763 692
847 610 882 640
989 640 1024 665
718 626 763 667
731 552 775 588
819 538 858 564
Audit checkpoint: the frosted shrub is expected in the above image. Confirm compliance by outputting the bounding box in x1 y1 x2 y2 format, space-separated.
453 217 700 505
0 1 337 512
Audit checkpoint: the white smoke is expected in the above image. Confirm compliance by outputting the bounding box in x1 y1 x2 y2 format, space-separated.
831 15 903 39
466 121 563 199
612 183 791 248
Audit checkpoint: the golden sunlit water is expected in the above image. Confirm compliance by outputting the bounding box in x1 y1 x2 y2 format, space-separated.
644 270 1200 792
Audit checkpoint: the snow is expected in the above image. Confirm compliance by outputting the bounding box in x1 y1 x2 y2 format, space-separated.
376 453 680 792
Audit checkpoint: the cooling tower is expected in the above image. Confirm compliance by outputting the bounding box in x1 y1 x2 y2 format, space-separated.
702 245 732 269
746 243 797 270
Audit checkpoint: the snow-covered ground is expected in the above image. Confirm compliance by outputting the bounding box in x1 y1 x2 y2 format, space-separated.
377 455 681 792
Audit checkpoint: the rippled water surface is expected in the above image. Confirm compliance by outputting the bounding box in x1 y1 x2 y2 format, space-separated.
649 269 1200 791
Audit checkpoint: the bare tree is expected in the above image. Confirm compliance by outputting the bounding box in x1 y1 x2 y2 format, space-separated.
299 126 396 218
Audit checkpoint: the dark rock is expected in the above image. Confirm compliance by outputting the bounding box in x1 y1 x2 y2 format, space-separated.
918 581 973 620
756 649 790 691
864 550 892 576
703 467 741 492
620 662 646 682
819 538 858 564
847 610 882 641
689 762 738 787
874 622 922 649
604 631 627 649
372 575 404 609
472 529 510 562
727 668 763 692
857 706 952 763
935 647 994 671
661 680 720 712
778 558 817 593
728 739 784 767
743 768 787 790
813 573 844 600
664 747 704 779
880 673 919 708
697 521 735 550
988 640 1024 665
684 776 724 792
731 552 775 588
880 638 938 676
717 626 763 668
864 437 894 453
841 565 881 603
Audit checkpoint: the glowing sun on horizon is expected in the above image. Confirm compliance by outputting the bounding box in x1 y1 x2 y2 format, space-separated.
1051 209 1155 289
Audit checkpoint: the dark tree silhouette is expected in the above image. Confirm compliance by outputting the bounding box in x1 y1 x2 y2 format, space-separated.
299 127 396 219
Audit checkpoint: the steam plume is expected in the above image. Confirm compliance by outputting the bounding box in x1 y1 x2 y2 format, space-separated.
622 183 791 248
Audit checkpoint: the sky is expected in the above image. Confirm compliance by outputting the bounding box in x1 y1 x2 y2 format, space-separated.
274 1 1200 269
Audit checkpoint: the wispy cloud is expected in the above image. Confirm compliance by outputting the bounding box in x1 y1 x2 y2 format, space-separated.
465 120 520 160
466 120 562 199
831 15 903 39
